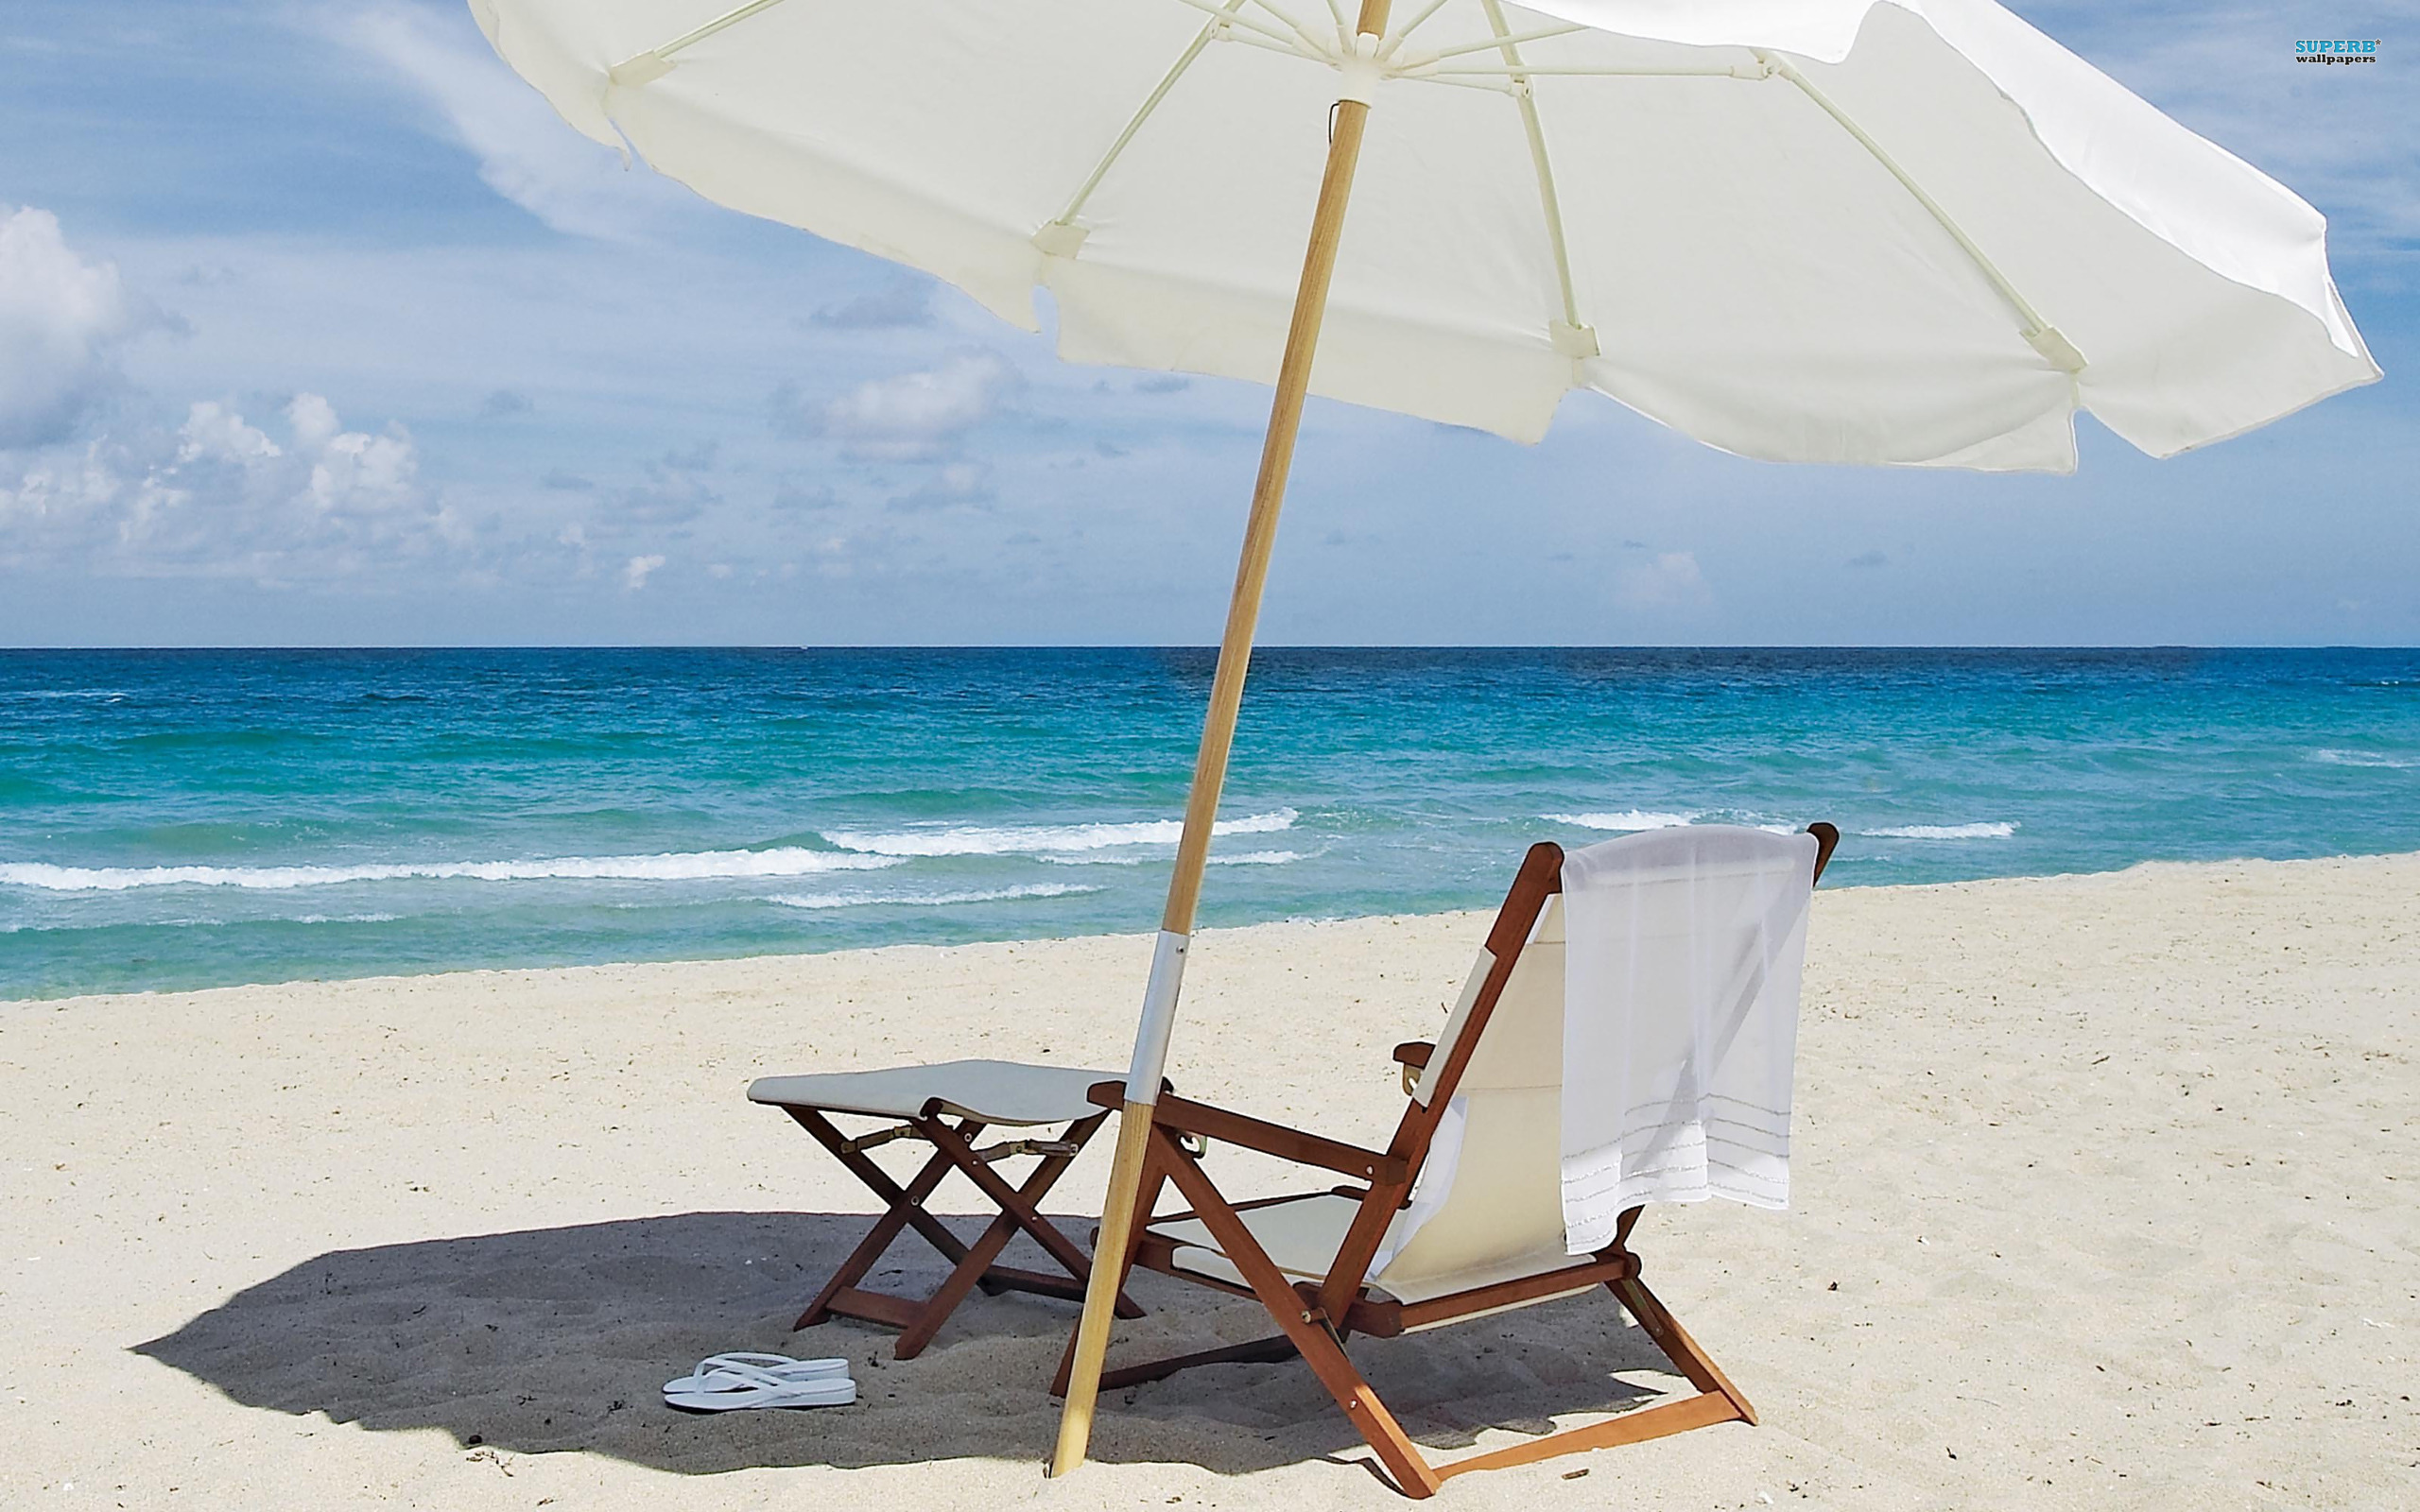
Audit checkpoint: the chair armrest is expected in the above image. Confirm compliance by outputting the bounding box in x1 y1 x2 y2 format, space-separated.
1088 1080 1404 1185
1391 1040 1434 1070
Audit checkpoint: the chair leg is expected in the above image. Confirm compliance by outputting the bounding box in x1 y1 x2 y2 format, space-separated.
1610 1271 1756 1426
785 1108 976 1330
783 1107 976 1265
921 1116 1145 1322
1152 1128 1444 1499
891 1116 1137 1359
1420 1254 1754 1483
785 1107 1141 1359
1098 1333 1301 1391
1402 1253 1756 1485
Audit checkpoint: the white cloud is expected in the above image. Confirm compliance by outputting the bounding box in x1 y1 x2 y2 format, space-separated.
2 393 463 576
1616 550 1712 609
177 401 281 466
306 426 421 518
0 207 174 448
285 392 340 453
811 278 934 330
824 352 1015 461
622 553 666 590
314 3 684 242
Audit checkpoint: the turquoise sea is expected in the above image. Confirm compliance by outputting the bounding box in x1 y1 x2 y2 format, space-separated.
4 647 2417 1001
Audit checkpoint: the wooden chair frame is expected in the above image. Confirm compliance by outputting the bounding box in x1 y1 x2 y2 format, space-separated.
780 1103 1143 1360
1055 826 1839 1496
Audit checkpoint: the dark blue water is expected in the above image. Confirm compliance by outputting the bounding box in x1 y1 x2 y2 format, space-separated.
4 647 2416 1000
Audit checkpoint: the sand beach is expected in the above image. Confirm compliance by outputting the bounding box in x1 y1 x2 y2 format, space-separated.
3 852 2414 1510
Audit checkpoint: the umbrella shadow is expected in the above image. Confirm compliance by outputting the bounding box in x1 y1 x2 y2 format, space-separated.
134 1211 1695 1477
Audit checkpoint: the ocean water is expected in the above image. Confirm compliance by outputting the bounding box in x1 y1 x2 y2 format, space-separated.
4 647 2417 1001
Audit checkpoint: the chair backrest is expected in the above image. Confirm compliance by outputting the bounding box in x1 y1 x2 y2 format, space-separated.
1349 824 1836 1305
1372 889 1572 1299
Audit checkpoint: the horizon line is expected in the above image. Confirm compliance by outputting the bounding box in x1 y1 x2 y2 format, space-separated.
1 643 2416 655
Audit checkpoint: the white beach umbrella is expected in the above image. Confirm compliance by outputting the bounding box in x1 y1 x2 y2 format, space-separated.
471 0 2377 1473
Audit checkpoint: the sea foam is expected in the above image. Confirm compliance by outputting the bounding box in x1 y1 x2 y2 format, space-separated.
2313 748 2417 769
0 848 902 893
1545 810 1702 832
767 883 1099 910
1206 850 1304 866
822 808 1298 857
1860 822 2017 840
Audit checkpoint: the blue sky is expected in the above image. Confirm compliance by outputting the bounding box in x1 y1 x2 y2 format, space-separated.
0 1 2410 647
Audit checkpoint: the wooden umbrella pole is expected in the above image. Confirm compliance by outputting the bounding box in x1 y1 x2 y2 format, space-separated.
1050 0 1392 1479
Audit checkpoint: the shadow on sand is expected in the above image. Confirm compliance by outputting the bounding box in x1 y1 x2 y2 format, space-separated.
137 1211 1687 1478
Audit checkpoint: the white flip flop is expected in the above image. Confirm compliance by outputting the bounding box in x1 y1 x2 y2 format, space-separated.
664 1355 856 1412
662 1351 850 1397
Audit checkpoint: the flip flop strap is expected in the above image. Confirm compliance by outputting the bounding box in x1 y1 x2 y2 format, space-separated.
682 1359 791 1392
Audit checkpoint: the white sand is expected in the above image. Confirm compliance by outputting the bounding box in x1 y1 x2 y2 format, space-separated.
3 854 2414 1510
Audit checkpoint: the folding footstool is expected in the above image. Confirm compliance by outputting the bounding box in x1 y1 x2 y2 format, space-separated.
748 1059 1144 1359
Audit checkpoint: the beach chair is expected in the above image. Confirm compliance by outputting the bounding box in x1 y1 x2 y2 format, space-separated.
1056 823 1839 1497
748 1060 1144 1359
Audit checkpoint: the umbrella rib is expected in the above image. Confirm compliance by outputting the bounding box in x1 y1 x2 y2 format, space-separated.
620 0 802 70
1219 27 1330 61
1413 63 1752 77
1408 73 1522 94
1044 0 1265 237
1242 0 1338 56
1382 0 1457 53
1395 21 1586 67
1756 50 2084 373
1166 0 1323 56
1477 0 1588 350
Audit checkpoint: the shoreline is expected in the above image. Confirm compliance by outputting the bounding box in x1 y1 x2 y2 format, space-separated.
16 847 2420 1008
4 848 2413 1508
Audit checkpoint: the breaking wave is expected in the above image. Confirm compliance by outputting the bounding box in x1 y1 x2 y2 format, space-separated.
767 883 1099 910
0 848 903 893
1545 809 1701 832
2312 748 2416 769
822 808 1297 858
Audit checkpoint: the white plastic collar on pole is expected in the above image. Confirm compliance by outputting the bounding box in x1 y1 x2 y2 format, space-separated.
1336 31 1383 104
1124 930 1190 1103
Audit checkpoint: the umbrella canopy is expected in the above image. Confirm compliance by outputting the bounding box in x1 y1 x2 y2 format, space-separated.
474 0 2373 470
475 0 2377 1481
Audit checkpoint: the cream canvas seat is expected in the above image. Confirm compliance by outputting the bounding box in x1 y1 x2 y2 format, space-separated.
748 1057 1143 1358
750 1058 1112 1127
1062 824 1838 1497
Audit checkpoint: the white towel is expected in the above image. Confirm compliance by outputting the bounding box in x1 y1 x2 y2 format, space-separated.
1559 826 1817 1252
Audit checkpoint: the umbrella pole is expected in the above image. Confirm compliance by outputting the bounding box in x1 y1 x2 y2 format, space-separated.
1050 4 1392 1478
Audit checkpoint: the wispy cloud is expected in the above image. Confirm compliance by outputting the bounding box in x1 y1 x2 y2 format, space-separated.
810 277 934 330
309 1 686 242
888 460 994 513
601 444 720 525
2032 3 2418 263
1616 550 1712 610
